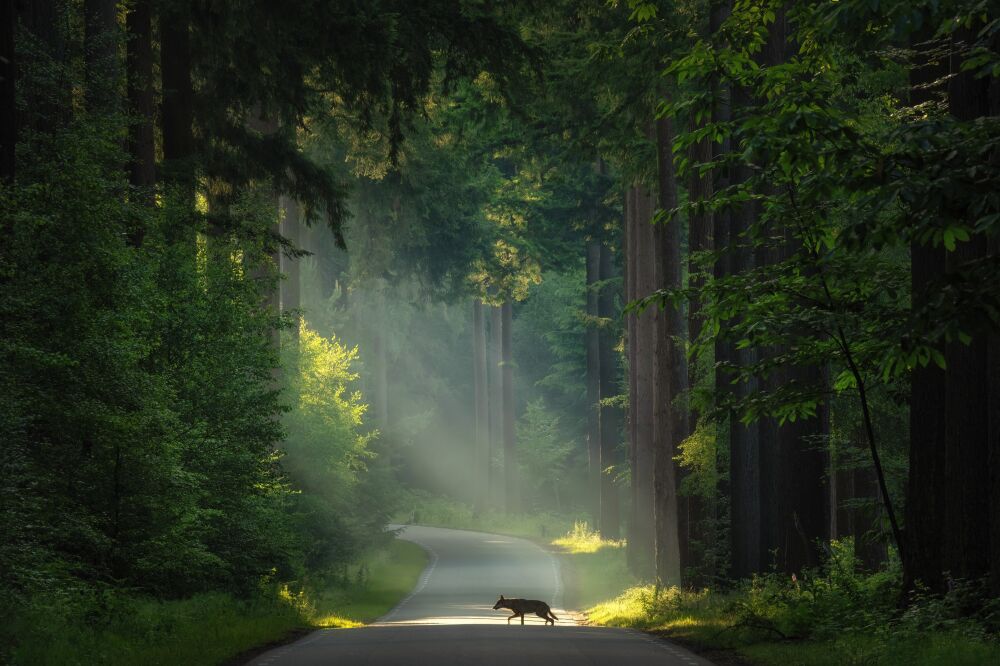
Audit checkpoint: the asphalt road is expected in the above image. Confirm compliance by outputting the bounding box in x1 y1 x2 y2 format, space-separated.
246 525 715 665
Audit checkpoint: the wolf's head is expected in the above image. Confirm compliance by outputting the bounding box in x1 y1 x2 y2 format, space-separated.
492 594 507 610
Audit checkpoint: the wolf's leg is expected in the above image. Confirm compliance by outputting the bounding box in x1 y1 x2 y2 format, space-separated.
520 612 525 625
508 613 516 624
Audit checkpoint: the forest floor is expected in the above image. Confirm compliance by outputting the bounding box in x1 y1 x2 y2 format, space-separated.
6 539 427 666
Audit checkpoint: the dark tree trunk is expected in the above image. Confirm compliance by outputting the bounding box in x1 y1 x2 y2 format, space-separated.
941 26 994 583
632 185 657 579
710 0 733 582
126 0 155 226
728 79 763 579
991 230 1000 596
472 299 489 513
586 240 602 528
501 301 517 514
598 242 621 540
768 364 828 573
653 116 684 586
685 104 714 585
0 0 15 182
159 2 194 204
902 25 951 595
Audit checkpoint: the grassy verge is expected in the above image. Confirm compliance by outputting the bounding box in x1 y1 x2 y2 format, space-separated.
550 522 635 609
5 538 429 665
577 541 1000 666
309 539 429 627
589 584 1000 666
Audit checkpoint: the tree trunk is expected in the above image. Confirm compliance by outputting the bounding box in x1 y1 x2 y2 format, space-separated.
941 26 994 583
0 0 15 182
586 240 602 528
126 0 155 224
991 230 1000 596
472 299 489 513
685 103 714 585
159 2 194 209
632 185 658 579
728 78 763 578
710 0 733 583
768 361 828 573
501 301 517 514
902 25 950 595
653 116 684 586
599 242 621 540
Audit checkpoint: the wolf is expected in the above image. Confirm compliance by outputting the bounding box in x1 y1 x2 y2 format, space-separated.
492 594 558 625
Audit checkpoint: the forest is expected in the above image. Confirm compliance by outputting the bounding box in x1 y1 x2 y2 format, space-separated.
1 0 999 664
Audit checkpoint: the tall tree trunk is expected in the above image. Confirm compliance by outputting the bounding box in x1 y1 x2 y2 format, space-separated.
685 99 714 585
489 305 503 508
903 25 949 594
632 184 658 579
472 299 489 513
501 301 516 514
0 0 15 182
159 1 194 215
83 0 119 113
768 362 827 573
599 242 621 540
991 229 1000 596
126 0 155 228
653 116 684 586
586 240 602 528
728 79 763 579
941 24 994 583
710 0 733 582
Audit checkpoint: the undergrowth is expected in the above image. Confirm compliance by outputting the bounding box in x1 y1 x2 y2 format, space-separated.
585 539 1000 666
3 539 427 665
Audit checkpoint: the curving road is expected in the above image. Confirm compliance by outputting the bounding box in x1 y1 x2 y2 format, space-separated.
246 525 715 665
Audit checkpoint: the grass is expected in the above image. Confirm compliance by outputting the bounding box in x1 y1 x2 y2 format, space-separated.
5 538 429 665
311 539 429 626
550 521 635 608
583 573 1000 666
7 591 306 666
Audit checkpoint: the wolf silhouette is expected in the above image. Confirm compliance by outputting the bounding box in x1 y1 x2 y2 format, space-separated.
492 594 558 625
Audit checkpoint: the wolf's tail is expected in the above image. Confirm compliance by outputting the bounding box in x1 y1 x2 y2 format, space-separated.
548 610 558 621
